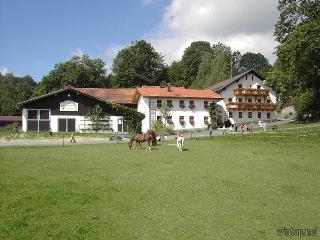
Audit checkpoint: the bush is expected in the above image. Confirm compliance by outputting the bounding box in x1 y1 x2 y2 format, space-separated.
5 123 20 133
293 90 316 122
152 121 175 135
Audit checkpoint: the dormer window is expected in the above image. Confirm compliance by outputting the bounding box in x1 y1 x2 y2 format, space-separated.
257 85 261 90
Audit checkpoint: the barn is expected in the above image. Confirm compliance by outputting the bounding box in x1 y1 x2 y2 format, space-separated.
18 86 137 133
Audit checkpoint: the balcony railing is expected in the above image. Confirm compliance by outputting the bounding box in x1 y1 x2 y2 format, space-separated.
234 88 269 96
226 102 277 111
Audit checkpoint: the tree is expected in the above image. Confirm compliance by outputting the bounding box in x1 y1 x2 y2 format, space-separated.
208 50 232 86
0 73 37 115
209 102 217 129
192 52 214 89
33 55 110 96
160 100 171 125
239 52 271 77
112 40 167 87
168 61 185 86
177 41 213 87
86 105 111 132
274 0 319 43
268 0 320 121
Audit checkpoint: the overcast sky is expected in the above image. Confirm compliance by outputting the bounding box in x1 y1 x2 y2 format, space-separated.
0 0 279 81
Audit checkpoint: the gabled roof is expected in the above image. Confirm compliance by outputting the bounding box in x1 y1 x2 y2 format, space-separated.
18 86 137 107
136 86 223 99
207 69 265 92
74 88 137 104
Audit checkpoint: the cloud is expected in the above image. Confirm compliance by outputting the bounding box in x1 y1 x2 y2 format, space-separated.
146 0 279 64
0 66 9 75
71 48 84 57
104 44 127 72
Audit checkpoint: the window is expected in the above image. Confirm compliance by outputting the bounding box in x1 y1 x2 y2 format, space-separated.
189 116 195 125
167 116 173 124
267 99 271 103
157 99 162 108
248 84 252 88
204 101 209 108
248 98 252 103
179 100 185 108
204 116 209 124
167 99 173 108
252 75 254 80
157 116 162 122
189 100 195 109
27 109 50 132
246 75 248 80
257 85 261 89
228 98 232 102
257 99 262 103
248 112 252 118
238 98 242 103
267 112 271 119
238 84 242 88
239 112 243 118
179 116 185 125
258 112 261 118
229 112 233 118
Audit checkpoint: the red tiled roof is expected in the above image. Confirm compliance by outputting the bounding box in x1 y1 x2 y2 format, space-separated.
74 88 137 104
0 116 22 122
136 86 223 99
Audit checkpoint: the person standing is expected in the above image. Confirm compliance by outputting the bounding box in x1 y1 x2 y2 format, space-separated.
208 125 213 138
234 123 238 132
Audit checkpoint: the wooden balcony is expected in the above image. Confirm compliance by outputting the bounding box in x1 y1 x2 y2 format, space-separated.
226 102 277 111
234 88 269 96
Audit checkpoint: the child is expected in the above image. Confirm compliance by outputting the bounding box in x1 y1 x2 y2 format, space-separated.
70 133 76 143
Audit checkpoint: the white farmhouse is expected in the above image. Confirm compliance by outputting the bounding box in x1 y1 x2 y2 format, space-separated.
207 70 278 125
135 85 223 132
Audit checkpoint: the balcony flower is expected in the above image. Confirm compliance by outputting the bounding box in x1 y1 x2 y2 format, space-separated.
189 104 195 109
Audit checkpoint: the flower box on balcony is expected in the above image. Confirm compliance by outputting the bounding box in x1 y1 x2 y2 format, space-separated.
189 105 195 109
180 120 185 125
189 120 195 125
167 104 173 108
179 104 185 109
204 105 209 109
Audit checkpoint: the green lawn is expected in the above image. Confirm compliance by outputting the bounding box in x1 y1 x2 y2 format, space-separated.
0 127 319 239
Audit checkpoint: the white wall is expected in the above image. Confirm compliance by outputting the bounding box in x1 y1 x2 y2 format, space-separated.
139 96 215 132
22 108 125 133
22 108 27 132
217 73 277 124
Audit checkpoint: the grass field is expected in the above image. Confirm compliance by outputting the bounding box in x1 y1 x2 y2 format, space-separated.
1 124 319 239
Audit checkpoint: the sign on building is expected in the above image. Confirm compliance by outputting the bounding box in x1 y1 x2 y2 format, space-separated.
60 100 78 112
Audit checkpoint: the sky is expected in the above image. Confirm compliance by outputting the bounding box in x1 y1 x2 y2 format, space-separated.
0 0 279 82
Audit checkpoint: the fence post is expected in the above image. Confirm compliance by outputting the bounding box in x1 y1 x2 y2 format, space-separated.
63 134 64 147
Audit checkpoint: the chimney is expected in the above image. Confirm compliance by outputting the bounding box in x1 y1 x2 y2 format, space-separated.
167 83 172 92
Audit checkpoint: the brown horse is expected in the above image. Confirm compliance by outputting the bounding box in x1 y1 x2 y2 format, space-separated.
128 131 155 150
147 129 157 146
